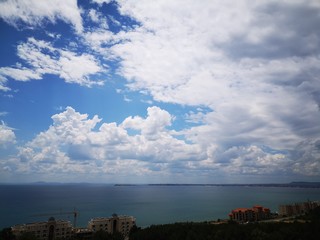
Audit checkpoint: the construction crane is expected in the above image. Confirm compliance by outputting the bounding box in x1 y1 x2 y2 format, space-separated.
31 209 78 228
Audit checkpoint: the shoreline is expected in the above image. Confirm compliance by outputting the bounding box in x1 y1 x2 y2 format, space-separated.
115 182 320 188
1 181 320 188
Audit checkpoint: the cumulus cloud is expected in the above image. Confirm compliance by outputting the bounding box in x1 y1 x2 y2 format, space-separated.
0 0 83 33
0 121 16 147
0 38 104 88
121 106 172 137
6 106 317 181
290 139 320 176
14 107 202 178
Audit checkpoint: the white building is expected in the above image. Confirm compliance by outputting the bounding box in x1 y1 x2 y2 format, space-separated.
279 201 320 216
11 217 73 240
88 214 136 237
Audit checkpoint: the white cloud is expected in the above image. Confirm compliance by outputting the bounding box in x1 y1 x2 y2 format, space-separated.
0 76 11 92
0 121 16 147
91 0 113 6
58 51 104 86
93 0 320 152
290 139 320 176
0 38 104 89
0 67 41 82
87 8 109 29
88 9 100 23
109 0 320 106
84 0 320 180
0 0 83 33
7 106 317 181
217 146 289 175
122 106 172 137
185 110 207 124
14 107 202 177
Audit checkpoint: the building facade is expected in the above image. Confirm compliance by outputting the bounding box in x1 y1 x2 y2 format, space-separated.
88 214 136 237
229 205 271 223
11 214 136 239
279 201 320 216
11 217 73 240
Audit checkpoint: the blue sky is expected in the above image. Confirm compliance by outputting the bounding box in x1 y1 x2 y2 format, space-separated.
0 0 320 184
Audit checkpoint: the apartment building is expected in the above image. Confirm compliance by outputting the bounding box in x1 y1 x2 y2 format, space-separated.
11 217 73 240
279 201 320 216
11 214 136 239
88 214 136 237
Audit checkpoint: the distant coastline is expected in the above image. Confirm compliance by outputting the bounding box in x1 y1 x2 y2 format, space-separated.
115 182 320 188
1 181 320 188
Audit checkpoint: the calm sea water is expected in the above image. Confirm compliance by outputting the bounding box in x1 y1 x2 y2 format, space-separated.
1 184 320 229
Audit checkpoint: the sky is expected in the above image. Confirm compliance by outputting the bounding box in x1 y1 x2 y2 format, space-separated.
0 0 320 184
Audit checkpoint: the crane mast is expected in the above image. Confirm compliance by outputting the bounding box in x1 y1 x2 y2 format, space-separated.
31 209 78 228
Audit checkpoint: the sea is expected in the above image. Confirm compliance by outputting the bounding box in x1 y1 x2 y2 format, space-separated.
1 184 320 229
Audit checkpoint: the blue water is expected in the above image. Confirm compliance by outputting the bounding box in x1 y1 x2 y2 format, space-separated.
1 184 320 229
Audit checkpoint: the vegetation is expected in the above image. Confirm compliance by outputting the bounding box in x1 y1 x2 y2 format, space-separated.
92 230 124 240
0 228 15 240
0 229 37 240
129 221 320 240
129 208 320 240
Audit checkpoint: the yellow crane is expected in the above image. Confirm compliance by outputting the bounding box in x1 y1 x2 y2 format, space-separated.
31 209 78 227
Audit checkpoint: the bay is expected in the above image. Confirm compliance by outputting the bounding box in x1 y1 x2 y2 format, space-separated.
1 184 320 229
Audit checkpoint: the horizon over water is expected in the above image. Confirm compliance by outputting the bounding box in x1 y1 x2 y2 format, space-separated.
1 183 320 230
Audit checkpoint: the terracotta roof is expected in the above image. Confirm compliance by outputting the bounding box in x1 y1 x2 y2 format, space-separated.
232 208 251 212
231 205 270 213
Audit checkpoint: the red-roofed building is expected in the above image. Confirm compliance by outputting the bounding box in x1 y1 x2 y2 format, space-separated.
228 205 270 223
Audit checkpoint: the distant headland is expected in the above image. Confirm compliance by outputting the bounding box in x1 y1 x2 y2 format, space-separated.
115 182 320 188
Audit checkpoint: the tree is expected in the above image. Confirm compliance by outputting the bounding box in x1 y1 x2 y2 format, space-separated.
0 228 16 240
19 232 36 240
93 230 124 240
